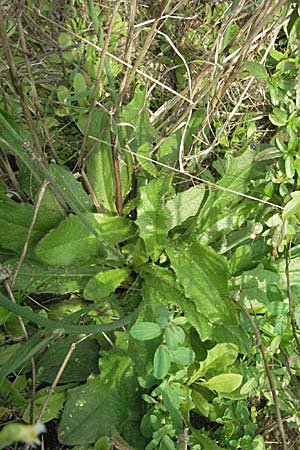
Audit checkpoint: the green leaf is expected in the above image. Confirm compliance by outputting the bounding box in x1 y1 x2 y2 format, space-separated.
201 373 243 393
49 164 93 212
188 343 238 385
170 347 195 365
128 306 162 377
37 336 99 384
190 427 224 450
73 72 87 94
57 85 71 104
165 326 185 351
84 268 130 301
283 191 300 219
120 86 156 149
230 265 284 311
6 258 100 294
78 110 129 213
142 265 250 352
130 322 162 341
167 240 238 324
35 213 135 266
165 185 205 230
269 107 288 127
58 350 141 445
160 383 182 433
0 197 62 254
197 147 257 241
244 61 269 81
136 178 172 260
153 345 171 379
23 392 65 424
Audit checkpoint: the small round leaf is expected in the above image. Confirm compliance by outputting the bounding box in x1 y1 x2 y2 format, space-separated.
130 322 162 341
170 347 195 365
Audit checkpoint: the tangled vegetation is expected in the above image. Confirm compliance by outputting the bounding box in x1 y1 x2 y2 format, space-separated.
1 1 300 449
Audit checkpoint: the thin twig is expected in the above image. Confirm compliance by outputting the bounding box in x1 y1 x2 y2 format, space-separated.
16 7 60 163
77 0 121 167
12 180 49 287
31 8 193 105
113 0 171 112
285 245 300 354
80 168 102 213
232 298 287 450
36 334 92 423
0 6 47 165
123 148 283 210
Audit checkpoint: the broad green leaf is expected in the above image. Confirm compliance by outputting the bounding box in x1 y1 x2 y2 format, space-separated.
136 178 172 260
165 184 205 230
192 390 218 420
94 436 110 450
165 326 185 351
244 61 269 81
0 197 62 254
230 266 284 310
78 110 129 214
23 392 65 424
269 107 288 127
170 347 195 365
49 164 93 212
167 240 237 324
84 268 130 301
188 343 238 385
35 213 136 266
6 258 100 294
142 265 250 352
120 86 156 149
130 322 162 341
197 148 257 237
73 72 87 94
153 344 171 379
201 373 243 393
229 244 252 274
57 85 71 104
78 110 115 213
240 377 258 396
136 142 158 177
37 336 99 384
58 351 141 445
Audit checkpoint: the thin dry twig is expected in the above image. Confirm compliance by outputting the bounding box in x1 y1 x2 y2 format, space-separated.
77 0 122 168
12 179 49 287
232 297 287 450
124 148 284 210
16 6 59 163
31 7 193 105
36 334 92 423
81 168 102 213
0 5 47 165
